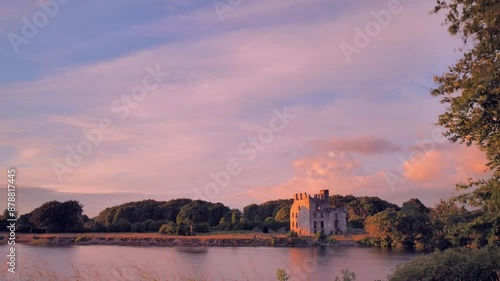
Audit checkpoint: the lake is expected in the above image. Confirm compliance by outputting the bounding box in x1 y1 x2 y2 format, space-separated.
1 244 422 281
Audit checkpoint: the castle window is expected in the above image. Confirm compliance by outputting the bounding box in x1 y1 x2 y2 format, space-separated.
335 213 338 219
313 221 317 228
298 206 301 210
330 231 333 235
320 221 324 229
314 230 317 234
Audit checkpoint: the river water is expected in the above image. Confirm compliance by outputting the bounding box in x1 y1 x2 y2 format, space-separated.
1 244 422 281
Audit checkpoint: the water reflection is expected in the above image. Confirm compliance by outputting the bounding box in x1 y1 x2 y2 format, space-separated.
0 244 422 281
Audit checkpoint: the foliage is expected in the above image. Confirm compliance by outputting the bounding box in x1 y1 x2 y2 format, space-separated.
334 269 357 281
276 269 290 281
90 199 232 233
274 206 291 222
176 200 210 225
430 199 474 249
94 199 192 226
330 195 399 228
364 199 438 248
243 200 293 222
287 231 298 238
365 209 403 247
231 209 242 225
158 221 190 235
314 230 326 242
431 0 500 248
29 200 84 233
388 247 500 281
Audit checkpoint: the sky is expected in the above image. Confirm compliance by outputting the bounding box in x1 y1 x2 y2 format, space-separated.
0 0 491 217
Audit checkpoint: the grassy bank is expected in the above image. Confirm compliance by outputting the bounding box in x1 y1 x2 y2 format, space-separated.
0 231 367 247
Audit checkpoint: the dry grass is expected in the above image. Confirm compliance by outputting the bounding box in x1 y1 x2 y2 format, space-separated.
10 231 287 242
332 233 369 241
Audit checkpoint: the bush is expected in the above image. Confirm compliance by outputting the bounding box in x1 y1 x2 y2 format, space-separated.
315 231 326 242
159 221 179 235
276 269 290 281
232 223 244 231
388 246 500 281
334 269 357 281
216 222 232 231
287 231 298 238
347 216 364 228
194 223 209 233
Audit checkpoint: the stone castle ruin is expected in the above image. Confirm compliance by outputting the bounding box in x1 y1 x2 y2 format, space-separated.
290 189 347 236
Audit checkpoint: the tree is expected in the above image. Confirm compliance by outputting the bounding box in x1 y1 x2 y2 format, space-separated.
29 201 84 232
388 247 500 281
365 209 405 247
431 199 473 248
208 203 231 227
243 204 259 221
231 209 242 225
399 199 433 248
431 0 500 248
274 206 290 222
176 200 210 225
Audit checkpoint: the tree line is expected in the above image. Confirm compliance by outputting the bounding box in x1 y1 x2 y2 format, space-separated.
1 194 410 236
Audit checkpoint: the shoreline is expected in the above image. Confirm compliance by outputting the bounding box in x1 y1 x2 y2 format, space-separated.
0 232 366 248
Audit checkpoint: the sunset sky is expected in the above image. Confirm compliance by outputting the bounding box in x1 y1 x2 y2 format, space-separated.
0 0 490 216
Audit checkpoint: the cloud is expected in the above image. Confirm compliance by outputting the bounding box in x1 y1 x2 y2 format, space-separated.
403 144 490 185
0 0 469 212
308 137 402 155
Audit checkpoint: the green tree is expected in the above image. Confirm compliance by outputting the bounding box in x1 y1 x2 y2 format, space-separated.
399 199 433 248
365 209 405 247
431 199 472 248
29 200 83 233
431 0 500 247
243 204 259 221
274 206 290 222
231 209 242 225
176 200 210 225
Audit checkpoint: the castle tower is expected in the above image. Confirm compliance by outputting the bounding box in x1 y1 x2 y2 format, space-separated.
290 189 347 236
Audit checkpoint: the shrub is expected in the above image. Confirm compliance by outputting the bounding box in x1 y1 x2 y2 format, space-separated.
159 221 177 235
276 269 290 281
388 246 500 281
334 269 357 281
287 231 298 238
315 231 326 242
232 223 244 231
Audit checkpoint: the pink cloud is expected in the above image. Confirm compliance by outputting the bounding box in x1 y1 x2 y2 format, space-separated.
403 144 490 185
308 137 401 155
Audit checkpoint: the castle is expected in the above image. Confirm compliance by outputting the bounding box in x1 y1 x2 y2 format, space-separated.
290 189 347 236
